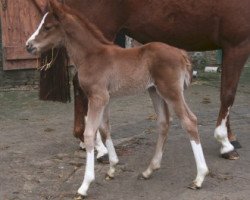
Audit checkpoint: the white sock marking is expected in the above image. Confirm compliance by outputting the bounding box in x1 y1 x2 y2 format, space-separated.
106 139 119 177
80 117 107 157
79 131 108 158
78 150 95 196
106 139 119 164
79 141 86 150
190 141 209 187
95 131 108 158
214 108 234 154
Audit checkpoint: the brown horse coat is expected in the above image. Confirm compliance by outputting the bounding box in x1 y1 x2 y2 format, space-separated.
57 0 250 159
26 1 209 198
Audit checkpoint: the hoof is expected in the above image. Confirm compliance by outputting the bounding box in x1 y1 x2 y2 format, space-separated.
79 147 86 152
230 140 242 149
221 150 239 160
105 173 114 180
188 182 201 190
97 154 109 164
79 142 86 151
137 173 150 180
74 193 87 200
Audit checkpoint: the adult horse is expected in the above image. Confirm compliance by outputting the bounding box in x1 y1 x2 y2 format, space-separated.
40 0 250 159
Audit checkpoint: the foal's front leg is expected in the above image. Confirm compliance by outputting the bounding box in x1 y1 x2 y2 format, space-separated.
99 105 119 179
77 95 109 199
79 130 108 161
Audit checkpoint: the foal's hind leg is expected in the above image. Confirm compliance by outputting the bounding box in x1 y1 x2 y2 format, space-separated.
141 87 170 179
168 94 208 189
156 82 209 188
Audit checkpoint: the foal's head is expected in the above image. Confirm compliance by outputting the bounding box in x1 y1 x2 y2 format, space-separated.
26 0 71 55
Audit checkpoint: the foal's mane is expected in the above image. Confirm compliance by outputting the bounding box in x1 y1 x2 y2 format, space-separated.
60 3 113 45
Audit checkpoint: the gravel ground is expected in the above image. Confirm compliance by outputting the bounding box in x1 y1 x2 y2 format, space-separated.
0 65 250 200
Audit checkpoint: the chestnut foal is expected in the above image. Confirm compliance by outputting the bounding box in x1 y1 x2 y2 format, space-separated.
26 1 208 198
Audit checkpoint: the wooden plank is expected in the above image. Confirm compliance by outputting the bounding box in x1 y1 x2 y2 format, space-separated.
3 59 39 71
4 46 39 61
1 0 46 70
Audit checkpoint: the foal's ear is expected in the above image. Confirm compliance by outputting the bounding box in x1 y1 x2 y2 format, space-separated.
48 0 66 21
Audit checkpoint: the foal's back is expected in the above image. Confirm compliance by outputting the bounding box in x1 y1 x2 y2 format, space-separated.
106 42 191 96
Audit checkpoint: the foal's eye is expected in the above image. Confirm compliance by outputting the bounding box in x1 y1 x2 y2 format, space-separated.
44 26 52 31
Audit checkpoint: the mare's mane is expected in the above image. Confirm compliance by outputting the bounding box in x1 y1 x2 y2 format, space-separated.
59 3 113 45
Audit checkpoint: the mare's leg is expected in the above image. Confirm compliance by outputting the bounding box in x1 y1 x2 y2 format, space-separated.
77 94 109 198
141 87 170 179
99 104 119 179
157 83 208 189
73 74 88 140
215 46 250 159
226 116 241 148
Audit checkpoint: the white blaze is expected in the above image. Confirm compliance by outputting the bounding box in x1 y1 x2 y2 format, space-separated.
26 12 49 45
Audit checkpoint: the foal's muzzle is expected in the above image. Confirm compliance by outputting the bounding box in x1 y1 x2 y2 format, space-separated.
26 43 37 54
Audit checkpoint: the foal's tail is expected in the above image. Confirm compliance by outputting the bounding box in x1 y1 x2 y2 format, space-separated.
181 50 192 89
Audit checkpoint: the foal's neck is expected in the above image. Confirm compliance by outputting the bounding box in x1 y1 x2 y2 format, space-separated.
63 15 113 66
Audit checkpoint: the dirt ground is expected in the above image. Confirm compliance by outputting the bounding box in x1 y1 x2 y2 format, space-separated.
0 65 250 200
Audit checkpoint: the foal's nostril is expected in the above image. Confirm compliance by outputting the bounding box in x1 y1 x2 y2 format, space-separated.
26 44 30 50
26 43 34 53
